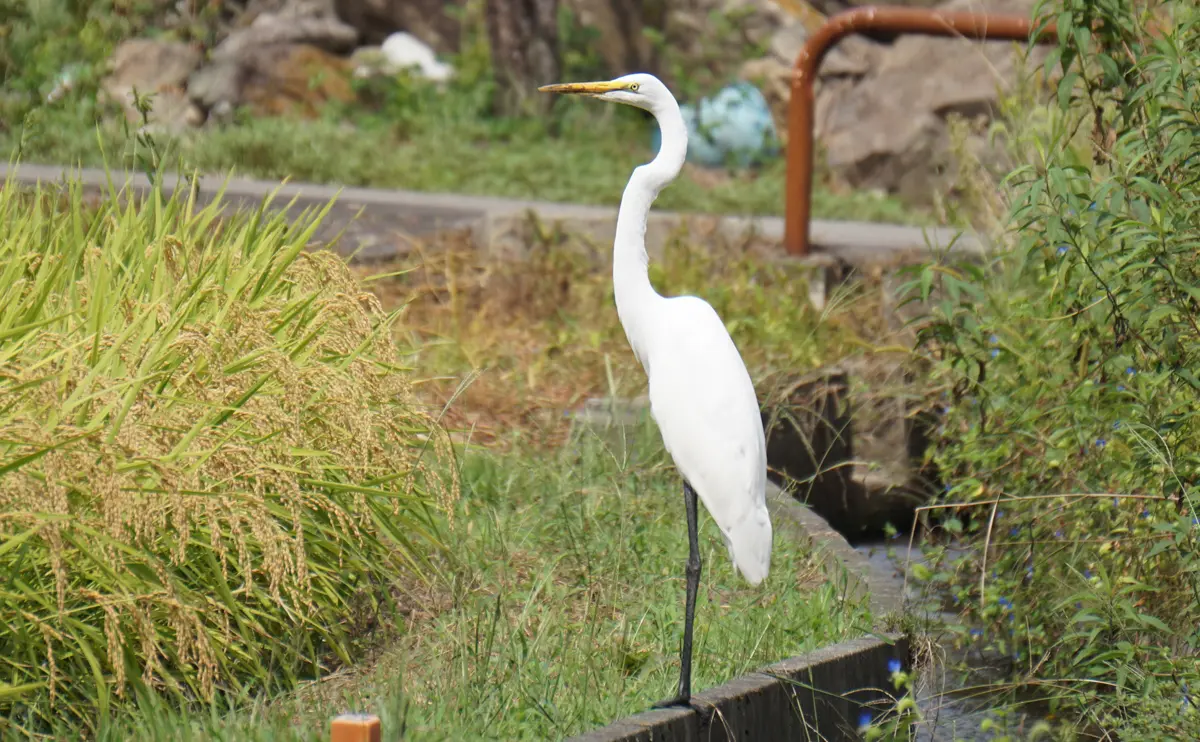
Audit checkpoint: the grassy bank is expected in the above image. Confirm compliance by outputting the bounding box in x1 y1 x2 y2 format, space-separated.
76 425 869 741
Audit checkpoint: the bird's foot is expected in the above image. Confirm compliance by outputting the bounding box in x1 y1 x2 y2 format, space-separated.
650 693 699 712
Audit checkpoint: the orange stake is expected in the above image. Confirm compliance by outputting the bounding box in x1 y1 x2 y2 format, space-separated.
330 714 382 742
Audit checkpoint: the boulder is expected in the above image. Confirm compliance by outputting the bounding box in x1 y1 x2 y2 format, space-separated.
190 43 355 119
238 45 357 118
817 0 1048 204
740 0 1048 204
210 5 358 64
186 0 361 117
100 39 204 133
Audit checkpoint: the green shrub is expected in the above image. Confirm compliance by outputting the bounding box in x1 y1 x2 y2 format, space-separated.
906 0 1200 735
0 171 458 735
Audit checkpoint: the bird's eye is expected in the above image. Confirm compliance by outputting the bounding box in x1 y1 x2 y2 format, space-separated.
629 83 640 92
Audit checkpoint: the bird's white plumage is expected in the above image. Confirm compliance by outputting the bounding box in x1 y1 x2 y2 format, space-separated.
539 70 772 705
579 72 773 586
641 296 772 584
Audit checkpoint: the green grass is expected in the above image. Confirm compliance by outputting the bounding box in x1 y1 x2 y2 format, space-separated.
63 422 870 742
7 75 921 224
0 170 457 736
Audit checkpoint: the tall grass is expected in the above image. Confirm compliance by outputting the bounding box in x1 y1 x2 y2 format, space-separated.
0 170 458 735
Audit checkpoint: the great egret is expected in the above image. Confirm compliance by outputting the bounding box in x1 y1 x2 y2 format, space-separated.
538 73 773 709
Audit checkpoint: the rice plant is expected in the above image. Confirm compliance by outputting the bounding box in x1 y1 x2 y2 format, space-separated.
0 168 458 735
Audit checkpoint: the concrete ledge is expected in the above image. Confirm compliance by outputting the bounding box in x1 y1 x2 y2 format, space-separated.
2 162 986 265
569 635 909 742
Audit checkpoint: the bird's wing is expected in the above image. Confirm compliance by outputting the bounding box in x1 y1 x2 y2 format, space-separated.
645 296 770 581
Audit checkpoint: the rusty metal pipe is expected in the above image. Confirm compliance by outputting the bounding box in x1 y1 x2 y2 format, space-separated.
784 6 1058 256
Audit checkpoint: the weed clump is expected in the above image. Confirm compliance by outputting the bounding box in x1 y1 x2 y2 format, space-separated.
0 175 457 734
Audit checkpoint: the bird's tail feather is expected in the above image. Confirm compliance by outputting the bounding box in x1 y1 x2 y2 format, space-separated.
724 507 773 585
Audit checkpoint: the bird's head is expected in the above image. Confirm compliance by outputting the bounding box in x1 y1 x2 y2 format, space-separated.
538 73 670 114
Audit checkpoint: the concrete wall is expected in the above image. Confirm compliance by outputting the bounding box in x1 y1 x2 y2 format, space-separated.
569 636 910 742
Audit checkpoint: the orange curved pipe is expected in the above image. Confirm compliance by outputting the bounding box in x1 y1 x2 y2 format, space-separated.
783 6 1058 255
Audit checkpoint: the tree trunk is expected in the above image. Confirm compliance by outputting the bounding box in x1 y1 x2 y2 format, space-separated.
485 0 561 116
562 0 667 80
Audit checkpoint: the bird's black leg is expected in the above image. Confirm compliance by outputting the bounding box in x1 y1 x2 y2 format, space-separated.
652 480 702 710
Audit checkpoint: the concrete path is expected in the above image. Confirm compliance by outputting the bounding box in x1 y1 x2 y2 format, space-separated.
3 162 987 265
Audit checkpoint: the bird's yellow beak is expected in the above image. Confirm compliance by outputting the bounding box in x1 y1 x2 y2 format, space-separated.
538 80 627 96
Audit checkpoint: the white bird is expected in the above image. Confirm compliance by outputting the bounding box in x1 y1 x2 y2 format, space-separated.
539 73 773 708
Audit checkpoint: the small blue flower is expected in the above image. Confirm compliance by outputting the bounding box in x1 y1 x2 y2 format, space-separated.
1054 530 1064 539
1026 565 1035 577
1126 367 1136 376
888 658 902 674
1141 508 1150 518
1009 526 1020 537
1095 438 1107 448
970 628 983 638
1084 569 1093 579
1192 517 1199 526
1057 245 1070 255
1113 421 1121 430
990 348 1000 359
998 596 1013 610
1075 602 1083 610
997 510 1005 519
858 710 873 729
1117 384 1126 392
989 334 999 345
1113 497 1120 507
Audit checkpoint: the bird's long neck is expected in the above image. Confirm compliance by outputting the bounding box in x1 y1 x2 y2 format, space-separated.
613 99 687 365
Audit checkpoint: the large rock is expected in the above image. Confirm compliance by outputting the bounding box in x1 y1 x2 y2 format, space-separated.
738 1 882 147
211 3 358 63
100 39 204 133
817 0 1048 204
740 0 1048 204
238 45 356 118
188 0 359 118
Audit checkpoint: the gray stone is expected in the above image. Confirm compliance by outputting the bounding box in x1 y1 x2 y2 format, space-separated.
815 0 1050 204
99 39 204 133
210 10 358 64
